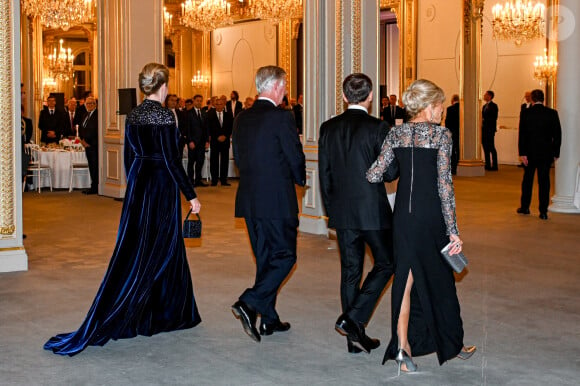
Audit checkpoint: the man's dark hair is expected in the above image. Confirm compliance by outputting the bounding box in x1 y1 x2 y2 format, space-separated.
185 99 193 104
343 73 372 104
193 94 203 100
164 93 177 105
486 90 495 99
231 90 239 100
531 89 544 103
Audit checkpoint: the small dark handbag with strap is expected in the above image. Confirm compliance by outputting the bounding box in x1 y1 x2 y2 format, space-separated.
183 210 202 238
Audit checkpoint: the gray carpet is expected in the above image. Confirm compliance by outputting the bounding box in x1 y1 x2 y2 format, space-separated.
2 166 579 385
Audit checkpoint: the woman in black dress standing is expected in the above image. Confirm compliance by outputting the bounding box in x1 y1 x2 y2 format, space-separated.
367 79 475 374
44 63 202 356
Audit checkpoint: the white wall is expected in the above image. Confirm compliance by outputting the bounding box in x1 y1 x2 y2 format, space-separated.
417 0 548 164
211 20 277 99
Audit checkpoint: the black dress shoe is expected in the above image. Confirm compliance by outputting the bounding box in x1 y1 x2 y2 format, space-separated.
259 320 291 336
211 182 218 186
194 181 208 187
347 335 379 353
539 213 548 220
221 182 231 186
231 301 261 342
347 339 362 353
516 207 530 215
335 314 372 354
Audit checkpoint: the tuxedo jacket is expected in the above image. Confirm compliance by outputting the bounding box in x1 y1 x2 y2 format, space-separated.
22 116 33 144
207 109 233 148
226 100 243 118
319 108 393 230
233 99 306 219
64 108 84 137
38 107 67 143
187 108 208 147
445 103 460 149
79 109 99 148
381 105 405 127
482 101 498 134
518 103 561 162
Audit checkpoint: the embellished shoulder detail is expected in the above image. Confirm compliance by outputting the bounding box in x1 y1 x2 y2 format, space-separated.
126 99 175 126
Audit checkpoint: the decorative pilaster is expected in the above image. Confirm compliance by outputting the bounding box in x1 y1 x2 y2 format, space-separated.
457 0 485 177
551 0 580 213
0 0 28 273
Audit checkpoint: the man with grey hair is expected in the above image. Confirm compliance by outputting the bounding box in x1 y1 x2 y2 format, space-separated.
231 65 306 342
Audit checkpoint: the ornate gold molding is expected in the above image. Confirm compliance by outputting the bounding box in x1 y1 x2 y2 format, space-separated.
464 0 485 43
0 0 15 236
278 18 293 96
335 0 343 115
351 0 361 73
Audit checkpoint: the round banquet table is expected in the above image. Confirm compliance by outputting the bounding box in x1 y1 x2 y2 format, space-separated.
32 149 91 190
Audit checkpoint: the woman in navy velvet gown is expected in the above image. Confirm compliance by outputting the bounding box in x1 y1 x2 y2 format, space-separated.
44 63 202 356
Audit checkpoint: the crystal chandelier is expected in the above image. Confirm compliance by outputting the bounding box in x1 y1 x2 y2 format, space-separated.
248 0 303 24
46 39 74 81
491 1 545 45
21 0 95 31
164 7 174 37
181 0 233 32
191 70 210 89
533 48 558 85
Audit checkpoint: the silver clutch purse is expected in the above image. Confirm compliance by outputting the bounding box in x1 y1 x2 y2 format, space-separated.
440 242 468 273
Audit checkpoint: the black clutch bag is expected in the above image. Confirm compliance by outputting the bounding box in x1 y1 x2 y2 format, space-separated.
440 242 468 273
183 210 202 238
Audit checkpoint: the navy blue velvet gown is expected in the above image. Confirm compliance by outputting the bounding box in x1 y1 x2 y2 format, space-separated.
44 99 201 356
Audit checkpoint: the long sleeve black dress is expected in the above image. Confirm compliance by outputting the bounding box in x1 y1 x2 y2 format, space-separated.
367 122 464 365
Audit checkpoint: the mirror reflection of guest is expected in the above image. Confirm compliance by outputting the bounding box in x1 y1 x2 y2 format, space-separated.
21 104 33 190
79 97 99 195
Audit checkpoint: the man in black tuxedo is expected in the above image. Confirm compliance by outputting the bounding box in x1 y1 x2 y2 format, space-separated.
231 65 306 342
445 94 460 175
21 105 33 186
207 96 233 186
65 98 84 138
38 95 67 144
79 97 99 194
319 73 394 354
292 93 303 134
166 94 189 158
482 90 499 171
517 89 561 220
226 90 243 118
381 94 405 127
187 94 209 187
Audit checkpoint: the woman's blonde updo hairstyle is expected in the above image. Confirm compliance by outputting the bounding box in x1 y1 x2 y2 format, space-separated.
402 79 445 120
138 63 169 96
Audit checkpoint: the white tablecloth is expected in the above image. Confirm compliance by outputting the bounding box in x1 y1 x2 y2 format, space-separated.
33 150 91 190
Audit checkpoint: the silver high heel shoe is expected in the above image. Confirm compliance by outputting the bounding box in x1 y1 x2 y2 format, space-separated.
395 348 417 375
457 345 476 360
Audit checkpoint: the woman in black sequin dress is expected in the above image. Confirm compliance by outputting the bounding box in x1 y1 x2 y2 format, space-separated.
44 63 202 356
367 79 474 373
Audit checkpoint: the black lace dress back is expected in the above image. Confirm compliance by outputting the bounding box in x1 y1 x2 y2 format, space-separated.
367 122 464 365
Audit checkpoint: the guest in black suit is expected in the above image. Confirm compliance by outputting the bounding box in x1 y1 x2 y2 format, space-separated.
79 97 99 194
293 94 303 134
227 90 243 118
21 105 33 184
207 97 233 186
381 94 405 127
187 94 209 187
231 65 306 342
445 94 460 175
482 90 499 171
38 95 67 144
65 98 84 137
166 94 189 157
520 90 532 112
517 89 562 220
319 73 394 354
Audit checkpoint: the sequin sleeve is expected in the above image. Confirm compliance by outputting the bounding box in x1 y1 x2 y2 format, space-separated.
437 128 459 235
366 130 395 183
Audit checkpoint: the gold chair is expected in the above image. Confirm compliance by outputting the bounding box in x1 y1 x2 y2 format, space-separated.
23 145 53 193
